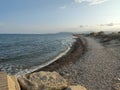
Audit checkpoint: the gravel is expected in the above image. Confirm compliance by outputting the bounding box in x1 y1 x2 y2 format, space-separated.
57 37 120 90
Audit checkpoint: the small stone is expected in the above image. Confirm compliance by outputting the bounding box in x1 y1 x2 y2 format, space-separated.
117 78 120 81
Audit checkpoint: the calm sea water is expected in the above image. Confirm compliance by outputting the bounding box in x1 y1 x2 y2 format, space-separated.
0 33 74 74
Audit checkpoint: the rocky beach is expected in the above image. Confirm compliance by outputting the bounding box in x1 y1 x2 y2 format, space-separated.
0 35 87 90
0 33 120 90
37 33 120 90
17 35 87 90
1 0 120 90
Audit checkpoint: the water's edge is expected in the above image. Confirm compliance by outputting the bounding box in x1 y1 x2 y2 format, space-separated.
15 40 75 77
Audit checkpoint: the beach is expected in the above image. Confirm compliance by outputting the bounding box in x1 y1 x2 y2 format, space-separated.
35 34 120 90
1 33 120 90
17 35 88 90
0 34 74 75
36 35 87 72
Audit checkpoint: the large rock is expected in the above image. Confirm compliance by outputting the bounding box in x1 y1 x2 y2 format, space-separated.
18 71 68 90
65 85 87 90
112 83 120 90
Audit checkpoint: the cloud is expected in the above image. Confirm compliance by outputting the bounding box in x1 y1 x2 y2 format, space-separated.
79 23 120 29
80 25 88 28
74 0 108 5
100 23 120 26
80 25 84 28
59 5 66 9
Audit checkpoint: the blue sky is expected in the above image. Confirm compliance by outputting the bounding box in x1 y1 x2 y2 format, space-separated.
0 0 120 34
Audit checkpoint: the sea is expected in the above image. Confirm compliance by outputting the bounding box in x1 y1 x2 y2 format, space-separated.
0 33 75 75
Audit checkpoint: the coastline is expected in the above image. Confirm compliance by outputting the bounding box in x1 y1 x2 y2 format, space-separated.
16 35 88 90
16 35 87 77
33 35 87 73
1 33 120 90
16 46 71 76
0 35 88 90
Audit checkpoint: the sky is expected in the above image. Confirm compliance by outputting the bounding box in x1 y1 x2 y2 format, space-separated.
0 0 120 34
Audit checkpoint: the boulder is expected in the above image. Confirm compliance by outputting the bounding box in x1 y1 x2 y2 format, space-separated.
18 71 68 90
65 85 87 90
112 83 120 90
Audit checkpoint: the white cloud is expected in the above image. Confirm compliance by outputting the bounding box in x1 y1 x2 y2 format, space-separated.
80 25 88 28
74 0 82 3
100 23 120 26
74 0 108 5
77 22 120 32
80 25 84 28
100 23 114 26
59 5 66 9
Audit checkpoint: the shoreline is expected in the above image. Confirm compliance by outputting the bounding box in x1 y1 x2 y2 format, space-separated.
16 35 87 77
16 46 71 76
15 35 88 86
15 35 76 76
0 35 88 90
33 35 87 73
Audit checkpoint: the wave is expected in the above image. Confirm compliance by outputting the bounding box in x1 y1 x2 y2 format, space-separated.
15 45 72 77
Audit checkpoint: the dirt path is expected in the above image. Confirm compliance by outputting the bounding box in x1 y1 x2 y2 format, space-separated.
78 37 120 90
57 37 119 90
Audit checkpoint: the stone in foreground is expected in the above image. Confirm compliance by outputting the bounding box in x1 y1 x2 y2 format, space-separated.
112 83 120 90
18 71 68 90
66 85 87 90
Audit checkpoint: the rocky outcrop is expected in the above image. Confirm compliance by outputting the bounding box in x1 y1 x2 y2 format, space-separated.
18 71 68 90
0 71 87 90
65 85 87 90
